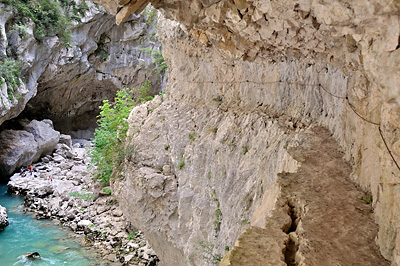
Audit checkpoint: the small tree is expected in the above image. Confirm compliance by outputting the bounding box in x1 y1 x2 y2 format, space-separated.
89 84 154 185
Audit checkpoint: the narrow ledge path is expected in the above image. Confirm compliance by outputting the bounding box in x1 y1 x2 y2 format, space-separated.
222 126 389 266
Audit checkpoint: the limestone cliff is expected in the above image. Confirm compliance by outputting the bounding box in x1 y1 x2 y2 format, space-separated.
95 0 399 265
0 1 164 136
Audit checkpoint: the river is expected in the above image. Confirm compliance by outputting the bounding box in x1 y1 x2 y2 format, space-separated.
0 184 105 266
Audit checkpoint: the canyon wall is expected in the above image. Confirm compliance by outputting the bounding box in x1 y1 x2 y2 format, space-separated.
92 0 399 265
0 1 163 136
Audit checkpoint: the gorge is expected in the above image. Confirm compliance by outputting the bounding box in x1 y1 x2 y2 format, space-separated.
0 0 400 266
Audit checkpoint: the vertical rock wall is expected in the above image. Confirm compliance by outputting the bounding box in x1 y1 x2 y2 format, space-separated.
94 0 400 265
0 2 164 136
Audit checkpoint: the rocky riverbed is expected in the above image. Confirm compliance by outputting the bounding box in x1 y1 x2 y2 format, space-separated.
7 137 158 266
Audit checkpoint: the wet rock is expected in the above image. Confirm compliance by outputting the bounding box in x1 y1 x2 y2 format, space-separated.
0 205 9 230
23 252 41 259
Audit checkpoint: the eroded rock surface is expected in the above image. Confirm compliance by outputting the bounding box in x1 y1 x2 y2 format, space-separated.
97 1 400 265
0 2 164 135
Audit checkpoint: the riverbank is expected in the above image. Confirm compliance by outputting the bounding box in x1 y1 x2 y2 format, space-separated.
7 139 158 266
0 184 106 265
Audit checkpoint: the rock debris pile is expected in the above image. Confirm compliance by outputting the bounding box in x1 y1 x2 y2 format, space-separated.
7 136 158 266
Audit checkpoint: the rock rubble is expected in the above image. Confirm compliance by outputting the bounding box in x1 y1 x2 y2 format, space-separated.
7 136 159 266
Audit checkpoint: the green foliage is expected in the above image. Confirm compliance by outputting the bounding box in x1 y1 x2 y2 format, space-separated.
196 241 223 265
189 133 195 142
68 191 95 201
143 5 157 25
178 160 185 170
137 80 154 102
212 96 223 102
0 59 23 100
89 88 135 185
164 144 169 150
140 47 167 73
89 83 154 185
240 219 250 225
211 190 222 232
210 127 218 133
10 23 30 39
102 187 112 195
241 145 249 155
127 231 138 240
59 0 89 22
1 0 90 47
361 195 372 204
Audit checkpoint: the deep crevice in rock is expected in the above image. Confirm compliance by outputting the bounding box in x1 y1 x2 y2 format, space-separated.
284 201 299 266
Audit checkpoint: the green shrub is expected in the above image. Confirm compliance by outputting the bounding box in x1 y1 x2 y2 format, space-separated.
143 5 157 25
68 191 95 201
0 59 23 99
178 160 185 169
102 187 111 195
10 23 30 39
1 0 90 46
89 83 154 185
127 231 138 240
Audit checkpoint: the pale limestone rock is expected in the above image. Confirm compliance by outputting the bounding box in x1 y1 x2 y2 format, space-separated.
78 0 400 265
59 134 72 148
0 130 38 179
23 120 60 161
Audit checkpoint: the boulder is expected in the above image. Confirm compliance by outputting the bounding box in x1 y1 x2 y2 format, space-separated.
0 205 9 230
59 134 72 148
78 219 92 227
0 119 60 181
23 120 60 161
22 252 41 259
0 130 38 179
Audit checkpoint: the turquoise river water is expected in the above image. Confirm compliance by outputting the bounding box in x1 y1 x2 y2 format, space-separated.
0 184 105 266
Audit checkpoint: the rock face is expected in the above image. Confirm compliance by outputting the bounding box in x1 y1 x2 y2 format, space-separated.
0 2 164 136
23 120 60 161
0 119 60 180
94 0 400 265
0 205 9 230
